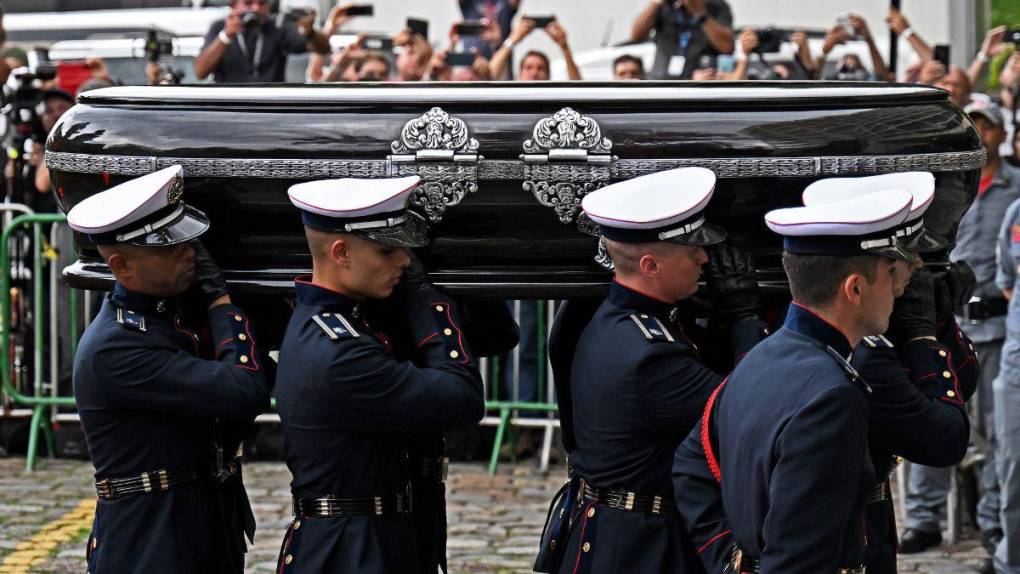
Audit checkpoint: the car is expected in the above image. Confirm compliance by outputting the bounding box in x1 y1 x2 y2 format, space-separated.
45 81 982 337
47 37 208 86
3 7 229 49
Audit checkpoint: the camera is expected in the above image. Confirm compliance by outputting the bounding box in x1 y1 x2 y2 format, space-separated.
157 65 185 85
242 11 262 34
755 28 786 53
1005 28 1020 45
144 29 173 64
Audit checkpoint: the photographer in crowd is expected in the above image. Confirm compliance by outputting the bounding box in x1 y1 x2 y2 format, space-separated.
195 0 342 83
490 16 581 81
631 0 734 80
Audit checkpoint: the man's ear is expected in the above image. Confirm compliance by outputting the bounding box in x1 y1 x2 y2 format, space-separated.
638 253 659 278
106 252 130 278
330 236 352 267
843 273 865 307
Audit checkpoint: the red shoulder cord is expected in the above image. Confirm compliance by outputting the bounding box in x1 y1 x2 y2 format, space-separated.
701 378 727 483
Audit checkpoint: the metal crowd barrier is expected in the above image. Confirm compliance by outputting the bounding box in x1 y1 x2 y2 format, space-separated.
0 212 79 472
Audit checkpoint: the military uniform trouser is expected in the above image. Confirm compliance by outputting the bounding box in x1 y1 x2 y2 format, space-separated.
994 332 1020 573
905 340 1001 534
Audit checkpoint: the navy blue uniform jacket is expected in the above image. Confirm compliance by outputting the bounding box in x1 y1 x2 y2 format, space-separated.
674 314 978 573
545 282 765 574
274 279 484 574
75 284 272 574
688 303 875 573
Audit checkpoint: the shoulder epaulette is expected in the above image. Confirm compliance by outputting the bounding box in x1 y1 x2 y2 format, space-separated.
629 313 676 343
861 335 894 349
115 307 146 333
311 312 360 341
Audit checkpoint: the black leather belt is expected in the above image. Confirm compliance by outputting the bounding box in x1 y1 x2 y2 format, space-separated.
95 465 200 500
409 456 449 482
961 297 1008 322
581 482 678 516
869 480 890 504
292 493 412 518
731 546 865 573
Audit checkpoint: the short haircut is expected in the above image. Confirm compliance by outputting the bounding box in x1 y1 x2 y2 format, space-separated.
520 50 550 72
613 54 644 74
782 252 879 307
358 51 391 76
603 237 667 276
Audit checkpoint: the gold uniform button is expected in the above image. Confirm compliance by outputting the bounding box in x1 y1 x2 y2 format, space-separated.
435 305 444 312
582 542 591 553
549 539 557 550
293 520 301 530
238 333 247 341
240 355 249 364
942 371 952 379
443 328 453 336
449 350 460 359
234 315 243 322
587 507 595 518
92 538 98 549
285 554 293 565
947 390 957 398
938 350 947 357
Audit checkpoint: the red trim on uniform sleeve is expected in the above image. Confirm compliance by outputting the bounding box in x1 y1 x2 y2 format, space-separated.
697 529 732 554
417 332 439 348
432 301 470 364
701 378 728 484
236 319 260 372
218 337 234 350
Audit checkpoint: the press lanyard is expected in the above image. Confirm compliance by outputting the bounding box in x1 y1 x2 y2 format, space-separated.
236 31 264 72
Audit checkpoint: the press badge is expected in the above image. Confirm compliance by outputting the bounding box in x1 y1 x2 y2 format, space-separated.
667 55 686 76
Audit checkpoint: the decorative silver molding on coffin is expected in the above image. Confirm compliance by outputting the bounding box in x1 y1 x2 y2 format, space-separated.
46 149 987 180
521 108 614 232
388 107 480 223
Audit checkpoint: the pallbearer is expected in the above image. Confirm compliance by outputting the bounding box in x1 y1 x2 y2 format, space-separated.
689 189 917 573
275 176 484 573
535 167 767 573
69 165 272 574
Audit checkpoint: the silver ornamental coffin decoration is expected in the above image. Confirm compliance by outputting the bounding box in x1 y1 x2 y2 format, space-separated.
389 107 481 223
522 108 614 234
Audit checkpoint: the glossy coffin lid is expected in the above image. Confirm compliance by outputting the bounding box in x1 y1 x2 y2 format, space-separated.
47 82 983 297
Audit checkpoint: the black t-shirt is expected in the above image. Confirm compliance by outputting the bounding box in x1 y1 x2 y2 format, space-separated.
650 0 733 80
203 17 309 83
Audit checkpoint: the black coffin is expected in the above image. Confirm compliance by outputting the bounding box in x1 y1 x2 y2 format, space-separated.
46 81 984 298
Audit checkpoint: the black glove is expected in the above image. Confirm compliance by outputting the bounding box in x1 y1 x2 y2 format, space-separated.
704 244 760 321
887 268 936 345
190 240 229 307
393 250 432 298
933 261 977 324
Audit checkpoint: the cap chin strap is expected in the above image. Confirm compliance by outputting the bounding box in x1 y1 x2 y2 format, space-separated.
115 204 184 242
343 214 408 232
895 219 924 238
658 217 705 241
860 218 925 251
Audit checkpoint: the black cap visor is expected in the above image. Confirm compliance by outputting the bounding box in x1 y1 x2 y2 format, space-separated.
900 227 948 253
126 204 210 246
355 211 430 248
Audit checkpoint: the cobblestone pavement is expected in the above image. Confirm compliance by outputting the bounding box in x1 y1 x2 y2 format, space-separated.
0 457 992 573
